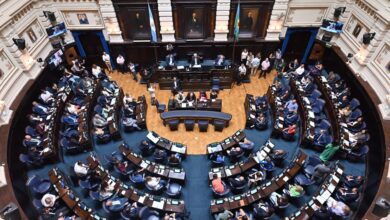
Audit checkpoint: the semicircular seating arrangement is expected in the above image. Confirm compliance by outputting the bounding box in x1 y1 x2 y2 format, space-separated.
13 58 370 220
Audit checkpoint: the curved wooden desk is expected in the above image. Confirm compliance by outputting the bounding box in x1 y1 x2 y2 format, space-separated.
210 151 307 213
160 110 232 126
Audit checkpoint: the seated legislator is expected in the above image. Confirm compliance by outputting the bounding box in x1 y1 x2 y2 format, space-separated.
93 114 108 128
342 175 364 188
99 181 116 200
186 92 197 104
291 64 305 79
336 187 360 203
248 169 265 187
215 54 226 67
282 124 297 136
131 168 145 184
210 90 218 100
74 161 91 177
215 210 234 220
165 54 176 69
227 147 244 160
175 91 186 105
255 113 268 130
283 184 305 198
41 193 59 208
238 138 255 151
199 91 208 103
253 200 274 219
211 174 226 194
287 59 299 72
320 142 340 162
269 192 289 208
284 99 298 113
145 176 166 191
327 197 351 218
191 53 202 67
171 77 181 95
228 175 247 188
104 193 128 212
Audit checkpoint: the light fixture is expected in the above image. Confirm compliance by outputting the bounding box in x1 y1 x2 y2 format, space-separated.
363 33 375 44
13 38 26 50
334 7 346 18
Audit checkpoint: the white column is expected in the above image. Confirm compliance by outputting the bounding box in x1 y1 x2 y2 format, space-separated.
157 0 175 42
214 0 230 41
265 0 289 41
97 0 124 43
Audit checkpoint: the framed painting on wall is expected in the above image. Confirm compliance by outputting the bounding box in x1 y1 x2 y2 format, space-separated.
77 13 89 24
239 7 260 38
352 24 362 38
184 8 204 39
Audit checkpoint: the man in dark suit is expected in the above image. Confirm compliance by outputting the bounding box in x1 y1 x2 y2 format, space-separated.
165 54 176 69
171 77 181 95
241 11 253 31
228 176 247 188
188 12 201 33
191 53 202 66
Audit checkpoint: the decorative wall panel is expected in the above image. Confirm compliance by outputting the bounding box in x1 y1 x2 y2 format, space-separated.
285 7 327 26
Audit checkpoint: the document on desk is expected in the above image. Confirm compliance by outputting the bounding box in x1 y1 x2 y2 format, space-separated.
193 64 201 68
328 183 336 192
152 200 165 209
321 76 327 82
250 114 255 119
316 195 326 204
225 169 232 176
336 167 343 175
138 196 146 203
308 111 315 119
171 144 186 154
140 161 149 169
110 98 116 106
147 132 159 144
177 66 185 70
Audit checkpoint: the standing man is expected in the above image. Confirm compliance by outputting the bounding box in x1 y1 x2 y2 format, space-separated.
171 77 181 95
241 48 249 66
128 62 138 82
259 58 270 78
251 54 260 76
238 63 247 85
102 52 113 74
116 54 126 74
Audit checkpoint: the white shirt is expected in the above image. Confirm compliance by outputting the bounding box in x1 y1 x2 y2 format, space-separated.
74 163 89 175
40 91 53 102
102 54 110 62
239 65 247 74
116 56 125 65
41 193 57 208
261 60 270 71
241 51 248 60
295 66 305 75
92 66 102 78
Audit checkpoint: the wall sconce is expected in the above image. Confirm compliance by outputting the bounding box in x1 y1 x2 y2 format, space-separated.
12 38 25 50
363 33 375 44
334 7 346 18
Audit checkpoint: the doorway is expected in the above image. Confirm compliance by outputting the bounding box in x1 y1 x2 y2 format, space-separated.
281 28 319 63
72 31 111 68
